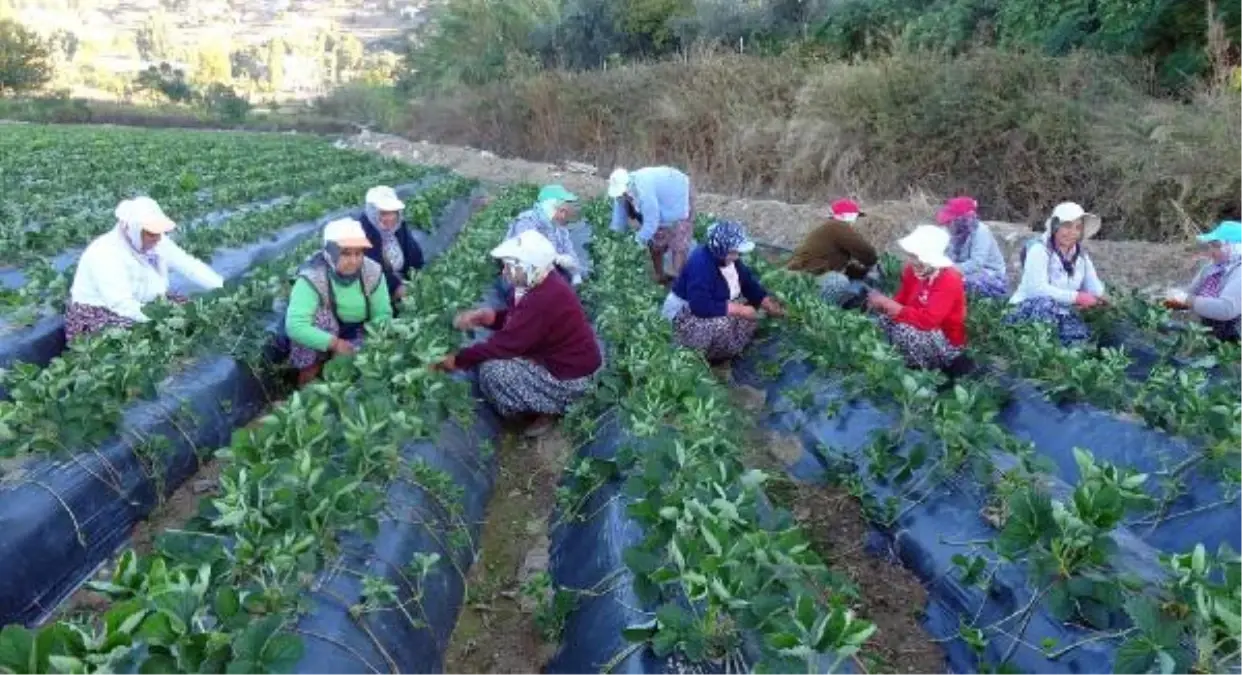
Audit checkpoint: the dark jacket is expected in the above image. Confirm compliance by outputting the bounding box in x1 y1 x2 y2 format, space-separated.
672 246 768 319
359 213 425 295
786 219 878 279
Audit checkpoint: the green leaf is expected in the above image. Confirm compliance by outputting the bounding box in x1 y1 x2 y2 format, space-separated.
621 622 657 643
655 604 691 630
151 589 199 636
623 547 662 575
260 634 303 673
215 587 241 621
134 612 176 647
1124 596 1180 648
0 625 35 674
1114 637 1157 674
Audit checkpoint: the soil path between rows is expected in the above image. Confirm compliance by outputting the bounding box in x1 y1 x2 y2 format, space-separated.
346 132 1198 294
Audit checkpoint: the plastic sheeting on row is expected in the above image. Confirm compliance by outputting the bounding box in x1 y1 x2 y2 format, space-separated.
292 374 503 674
0 179 445 390
0 182 474 628
995 374 1241 556
730 337 1173 674
0 355 272 626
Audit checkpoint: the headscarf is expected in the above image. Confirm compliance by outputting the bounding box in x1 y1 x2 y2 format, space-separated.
946 215 980 263
117 219 161 271
322 242 361 284
1194 242 1242 298
1044 218 1083 277
705 220 751 261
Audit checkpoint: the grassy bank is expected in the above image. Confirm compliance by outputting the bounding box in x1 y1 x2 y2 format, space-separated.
383 49 1239 242
0 96 356 135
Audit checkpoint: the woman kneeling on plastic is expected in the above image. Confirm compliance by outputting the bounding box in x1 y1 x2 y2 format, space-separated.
286 218 393 385
663 220 785 362
1164 220 1242 342
438 231 602 438
865 225 967 371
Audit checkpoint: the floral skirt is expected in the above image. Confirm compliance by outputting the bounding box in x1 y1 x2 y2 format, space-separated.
818 271 869 306
1004 297 1090 346
478 358 595 418
649 218 694 260
877 315 961 370
963 271 1009 299
673 309 757 362
64 293 187 342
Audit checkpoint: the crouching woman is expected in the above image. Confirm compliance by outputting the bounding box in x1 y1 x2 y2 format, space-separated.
286 218 393 385
662 220 785 362
865 224 968 371
437 231 602 438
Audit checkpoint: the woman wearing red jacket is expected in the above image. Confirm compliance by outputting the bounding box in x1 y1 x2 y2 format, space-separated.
436 230 602 437
865 224 967 371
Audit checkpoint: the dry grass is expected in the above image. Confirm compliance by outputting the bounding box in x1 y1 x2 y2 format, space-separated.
401 49 1240 242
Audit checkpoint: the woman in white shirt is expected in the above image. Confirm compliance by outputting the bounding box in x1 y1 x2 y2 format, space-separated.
1005 201 1107 346
65 197 223 341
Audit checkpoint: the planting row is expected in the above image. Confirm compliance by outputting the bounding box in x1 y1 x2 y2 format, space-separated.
0 178 481 632
728 258 1238 674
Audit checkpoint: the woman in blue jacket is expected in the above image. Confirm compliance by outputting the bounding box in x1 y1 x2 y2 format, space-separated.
358 185 425 311
661 221 785 362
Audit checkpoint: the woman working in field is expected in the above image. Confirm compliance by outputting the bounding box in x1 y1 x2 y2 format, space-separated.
608 166 696 285
1164 220 1242 342
663 220 785 363
285 218 393 385
866 224 968 371
66 197 223 341
935 196 1008 298
438 231 602 438
1005 202 1107 346
358 185 424 311
785 198 879 306
502 184 587 287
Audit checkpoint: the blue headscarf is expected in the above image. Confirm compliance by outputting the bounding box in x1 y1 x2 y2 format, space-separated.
706 220 752 260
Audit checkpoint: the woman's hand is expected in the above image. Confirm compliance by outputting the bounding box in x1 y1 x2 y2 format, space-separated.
866 291 901 316
393 285 406 301
760 296 786 317
727 302 758 320
453 308 495 331
1075 292 1101 309
330 338 355 356
430 353 457 372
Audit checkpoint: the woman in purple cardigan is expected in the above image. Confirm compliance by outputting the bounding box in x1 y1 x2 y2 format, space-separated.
661 220 785 362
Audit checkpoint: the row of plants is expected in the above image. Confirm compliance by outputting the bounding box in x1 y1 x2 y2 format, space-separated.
0 183 525 674
750 259 1240 672
548 201 877 672
1088 289 1242 372
0 176 479 459
0 169 456 318
2 149 408 256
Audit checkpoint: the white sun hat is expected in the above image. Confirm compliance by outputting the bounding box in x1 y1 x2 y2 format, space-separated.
116 196 176 234
365 185 405 212
323 218 372 248
898 224 954 269
491 230 558 272
607 168 630 199
1046 202 1101 240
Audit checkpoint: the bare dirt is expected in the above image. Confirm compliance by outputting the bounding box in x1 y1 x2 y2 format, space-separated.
726 382 946 674
443 428 573 673
346 132 1200 294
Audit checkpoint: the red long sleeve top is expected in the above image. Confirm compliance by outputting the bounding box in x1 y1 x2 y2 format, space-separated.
456 273 602 379
892 264 967 347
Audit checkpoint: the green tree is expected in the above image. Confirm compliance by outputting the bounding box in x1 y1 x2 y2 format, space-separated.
403 0 558 91
619 0 693 49
335 33 364 81
135 12 175 62
192 41 232 85
0 19 52 95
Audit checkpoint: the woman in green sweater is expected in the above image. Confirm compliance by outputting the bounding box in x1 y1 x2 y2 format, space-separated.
286 218 393 384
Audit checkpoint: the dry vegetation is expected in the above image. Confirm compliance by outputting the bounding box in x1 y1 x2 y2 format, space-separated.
401 49 1241 242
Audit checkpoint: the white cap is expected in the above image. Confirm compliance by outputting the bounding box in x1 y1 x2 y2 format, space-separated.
1047 201 1101 240
116 196 175 234
323 218 372 249
898 224 954 269
607 168 630 199
365 185 405 212
490 230 557 272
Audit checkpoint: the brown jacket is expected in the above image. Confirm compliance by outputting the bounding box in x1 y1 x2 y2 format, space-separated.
786 220 878 279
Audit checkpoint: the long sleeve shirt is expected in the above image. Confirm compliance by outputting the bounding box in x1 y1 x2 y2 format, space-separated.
456 273 601 380
954 224 1007 279
1009 242 1105 305
609 167 692 245
505 209 579 264
786 220 878 278
671 246 768 318
285 274 393 351
1189 262 1242 322
892 264 967 346
70 228 224 322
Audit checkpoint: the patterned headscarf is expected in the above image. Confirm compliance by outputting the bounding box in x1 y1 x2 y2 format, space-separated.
364 202 405 274
117 220 161 271
1195 243 1242 298
1045 218 1083 277
705 220 752 260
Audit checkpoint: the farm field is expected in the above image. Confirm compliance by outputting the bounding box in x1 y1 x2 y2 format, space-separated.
0 123 1237 675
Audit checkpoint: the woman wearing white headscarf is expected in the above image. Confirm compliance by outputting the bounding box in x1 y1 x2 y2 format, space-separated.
1164 220 1242 342
66 197 223 341
358 185 424 309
